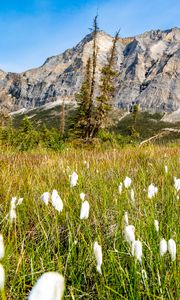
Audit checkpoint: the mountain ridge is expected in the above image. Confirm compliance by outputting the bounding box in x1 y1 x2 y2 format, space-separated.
0 27 180 121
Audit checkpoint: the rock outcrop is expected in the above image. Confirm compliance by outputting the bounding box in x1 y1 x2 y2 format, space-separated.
0 28 180 119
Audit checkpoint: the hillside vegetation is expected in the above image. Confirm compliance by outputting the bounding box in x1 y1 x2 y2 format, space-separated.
10 106 180 146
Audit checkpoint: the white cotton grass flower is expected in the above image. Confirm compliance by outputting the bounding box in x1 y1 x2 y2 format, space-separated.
70 171 78 187
28 272 65 300
168 239 176 261
40 192 50 206
124 212 129 226
10 197 17 209
16 198 23 206
132 240 142 264
9 207 16 223
9 196 18 223
160 238 167 257
80 201 90 220
164 165 168 173
0 235 5 260
51 190 63 213
148 183 158 199
124 225 135 245
154 220 159 232
93 241 102 274
0 264 5 290
10 196 23 208
80 192 85 201
118 182 123 194
174 177 180 192
124 176 132 188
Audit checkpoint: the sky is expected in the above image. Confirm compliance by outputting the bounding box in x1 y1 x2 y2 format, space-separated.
0 0 179 73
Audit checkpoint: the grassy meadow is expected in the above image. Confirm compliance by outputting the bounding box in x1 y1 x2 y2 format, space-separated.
0 145 179 299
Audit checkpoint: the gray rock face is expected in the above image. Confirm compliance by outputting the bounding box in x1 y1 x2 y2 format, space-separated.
0 28 180 116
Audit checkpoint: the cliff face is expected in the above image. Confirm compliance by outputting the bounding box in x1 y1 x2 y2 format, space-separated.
0 28 180 116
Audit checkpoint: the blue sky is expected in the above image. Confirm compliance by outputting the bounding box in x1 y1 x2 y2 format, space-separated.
0 0 179 72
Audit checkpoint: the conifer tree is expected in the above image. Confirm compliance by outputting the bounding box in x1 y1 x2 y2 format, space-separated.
73 16 99 140
73 57 92 138
72 17 119 141
85 15 99 139
132 103 140 124
20 116 33 133
92 31 119 137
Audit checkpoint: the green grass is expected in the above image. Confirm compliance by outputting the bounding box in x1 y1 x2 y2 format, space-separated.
0 146 179 299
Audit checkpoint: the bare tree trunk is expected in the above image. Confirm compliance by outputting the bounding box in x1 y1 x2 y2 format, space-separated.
60 99 65 135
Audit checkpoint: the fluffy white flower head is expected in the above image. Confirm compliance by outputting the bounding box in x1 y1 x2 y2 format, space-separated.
160 238 167 257
80 201 90 220
16 198 23 206
10 197 17 210
70 171 78 187
132 240 142 264
10 208 16 223
168 239 176 261
51 190 63 213
28 272 64 300
124 176 132 188
80 192 85 201
154 220 159 232
93 241 102 274
118 182 123 194
9 196 18 223
124 225 135 245
174 177 180 192
148 183 158 199
40 192 50 206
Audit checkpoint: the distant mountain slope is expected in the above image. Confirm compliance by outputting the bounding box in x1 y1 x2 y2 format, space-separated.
0 28 180 120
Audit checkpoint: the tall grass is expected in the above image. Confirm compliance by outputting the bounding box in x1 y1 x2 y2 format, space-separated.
0 145 179 299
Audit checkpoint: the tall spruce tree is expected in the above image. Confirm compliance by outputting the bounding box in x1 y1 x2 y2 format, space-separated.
91 31 119 137
73 16 99 140
73 57 92 138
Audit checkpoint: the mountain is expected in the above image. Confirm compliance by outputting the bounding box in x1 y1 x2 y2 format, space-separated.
0 28 180 121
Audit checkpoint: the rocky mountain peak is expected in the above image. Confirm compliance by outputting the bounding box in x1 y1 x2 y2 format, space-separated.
0 27 180 120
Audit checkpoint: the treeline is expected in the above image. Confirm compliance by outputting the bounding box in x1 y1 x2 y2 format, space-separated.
0 117 65 151
0 115 134 151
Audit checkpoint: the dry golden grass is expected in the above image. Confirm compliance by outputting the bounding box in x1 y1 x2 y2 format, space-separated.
0 145 179 299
